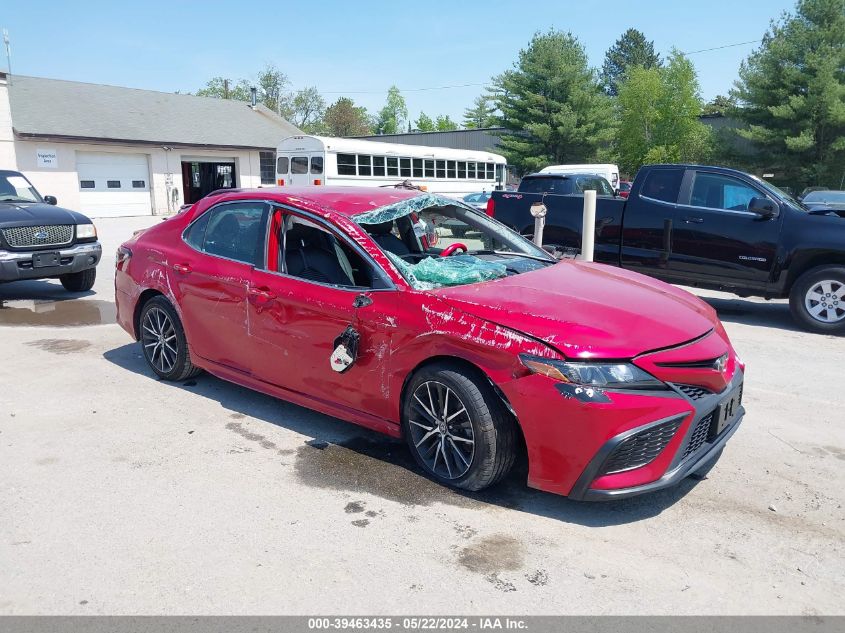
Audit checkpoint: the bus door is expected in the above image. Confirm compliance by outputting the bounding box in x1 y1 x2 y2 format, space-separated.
286 153 324 187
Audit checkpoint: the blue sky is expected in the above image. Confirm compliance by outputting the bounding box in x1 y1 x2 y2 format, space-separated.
5 0 796 125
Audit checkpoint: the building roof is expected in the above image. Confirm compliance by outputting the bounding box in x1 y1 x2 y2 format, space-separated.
7 75 302 149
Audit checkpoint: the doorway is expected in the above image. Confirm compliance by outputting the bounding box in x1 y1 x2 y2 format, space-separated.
181 160 237 204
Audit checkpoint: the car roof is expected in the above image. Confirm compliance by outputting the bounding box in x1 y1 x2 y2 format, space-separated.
197 186 424 218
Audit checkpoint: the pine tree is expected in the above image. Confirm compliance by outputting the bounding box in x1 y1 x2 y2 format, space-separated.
463 95 496 128
601 29 661 96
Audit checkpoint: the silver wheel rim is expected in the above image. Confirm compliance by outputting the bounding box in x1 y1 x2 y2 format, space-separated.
804 280 845 324
141 307 178 374
409 380 475 480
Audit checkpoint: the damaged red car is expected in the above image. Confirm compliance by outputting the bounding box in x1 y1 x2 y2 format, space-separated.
115 187 745 500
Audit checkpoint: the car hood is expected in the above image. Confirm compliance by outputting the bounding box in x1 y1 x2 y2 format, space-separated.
0 202 91 228
432 260 717 359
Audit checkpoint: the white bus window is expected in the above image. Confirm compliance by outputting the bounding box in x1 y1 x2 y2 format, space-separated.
458 162 467 179
338 154 356 175
424 159 435 178
311 156 324 174
436 160 446 178
291 157 309 174
467 162 476 179
400 158 411 178
387 157 399 177
277 157 289 174
412 159 423 178
373 156 386 177
358 155 372 176
447 161 457 179
486 163 495 179
495 164 505 184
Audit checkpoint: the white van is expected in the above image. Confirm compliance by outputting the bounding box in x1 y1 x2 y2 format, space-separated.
539 164 620 190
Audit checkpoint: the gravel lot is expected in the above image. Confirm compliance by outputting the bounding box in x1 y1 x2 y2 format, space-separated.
1 216 843 615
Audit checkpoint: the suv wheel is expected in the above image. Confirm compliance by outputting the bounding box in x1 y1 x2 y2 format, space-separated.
60 268 96 292
789 265 845 333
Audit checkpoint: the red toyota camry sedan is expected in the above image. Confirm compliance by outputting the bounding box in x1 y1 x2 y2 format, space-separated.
115 186 745 500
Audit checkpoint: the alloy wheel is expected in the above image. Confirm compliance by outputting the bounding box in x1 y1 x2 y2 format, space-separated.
141 307 178 374
804 280 845 323
408 380 475 480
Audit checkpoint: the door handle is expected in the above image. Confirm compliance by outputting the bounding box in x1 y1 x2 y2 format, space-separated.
173 263 191 273
683 217 704 224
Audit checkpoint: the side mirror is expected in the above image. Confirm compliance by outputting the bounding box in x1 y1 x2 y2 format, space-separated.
748 196 778 218
43 195 58 205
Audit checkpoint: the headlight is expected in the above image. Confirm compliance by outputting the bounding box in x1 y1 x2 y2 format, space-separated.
519 354 665 389
76 223 97 239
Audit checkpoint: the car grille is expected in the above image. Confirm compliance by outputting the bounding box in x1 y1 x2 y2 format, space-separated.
682 412 714 458
600 418 683 475
2 225 73 248
674 384 713 400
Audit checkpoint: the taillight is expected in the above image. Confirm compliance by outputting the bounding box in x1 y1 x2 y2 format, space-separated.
277 178 285 186
485 196 495 217
116 246 132 270
314 179 322 185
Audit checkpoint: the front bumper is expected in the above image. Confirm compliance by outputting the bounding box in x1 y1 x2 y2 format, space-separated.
0 242 102 282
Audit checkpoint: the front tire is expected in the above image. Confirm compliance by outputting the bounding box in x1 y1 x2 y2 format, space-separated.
789 265 845 334
139 296 201 381
60 268 96 292
402 363 516 492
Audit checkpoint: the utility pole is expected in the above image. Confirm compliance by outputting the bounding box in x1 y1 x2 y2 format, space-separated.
2 29 10 77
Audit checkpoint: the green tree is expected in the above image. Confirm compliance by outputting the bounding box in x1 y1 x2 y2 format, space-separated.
435 114 458 131
491 30 615 174
601 28 662 96
702 94 737 116
290 87 326 133
463 95 496 128
257 64 292 116
616 50 712 174
196 77 252 101
732 0 845 188
415 112 435 131
375 86 408 134
323 97 373 137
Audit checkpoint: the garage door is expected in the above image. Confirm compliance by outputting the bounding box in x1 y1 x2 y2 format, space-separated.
77 152 152 217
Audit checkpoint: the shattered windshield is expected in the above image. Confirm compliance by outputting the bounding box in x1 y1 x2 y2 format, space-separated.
353 193 554 290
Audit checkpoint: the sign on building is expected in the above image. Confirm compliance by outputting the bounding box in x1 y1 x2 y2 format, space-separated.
36 148 58 168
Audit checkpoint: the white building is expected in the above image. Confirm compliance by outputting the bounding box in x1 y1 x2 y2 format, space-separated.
0 71 301 217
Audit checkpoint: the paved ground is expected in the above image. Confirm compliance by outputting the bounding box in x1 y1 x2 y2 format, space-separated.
1 216 843 615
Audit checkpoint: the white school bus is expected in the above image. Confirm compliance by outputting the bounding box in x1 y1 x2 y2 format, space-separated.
276 135 507 196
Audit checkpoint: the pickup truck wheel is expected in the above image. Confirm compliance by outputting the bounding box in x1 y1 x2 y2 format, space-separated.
139 296 201 381
789 266 845 333
402 363 516 492
59 268 96 292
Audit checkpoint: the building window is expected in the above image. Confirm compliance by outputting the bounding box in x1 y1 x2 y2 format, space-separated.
80 180 95 189
259 151 275 185
400 158 411 178
358 155 372 176
337 154 356 176
387 157 399 177
373 156 386 177
132 180 146 188
107 180 121 188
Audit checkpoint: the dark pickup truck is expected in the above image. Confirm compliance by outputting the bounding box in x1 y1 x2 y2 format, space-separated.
488 164 845 333
0 170 101 291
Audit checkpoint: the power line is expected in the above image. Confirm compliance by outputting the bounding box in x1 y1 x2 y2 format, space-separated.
681 39 761 55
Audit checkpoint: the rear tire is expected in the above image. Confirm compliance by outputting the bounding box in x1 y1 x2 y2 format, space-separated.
139 296 202 381
60 268 96 292
402 362 516 492
788 265 845 334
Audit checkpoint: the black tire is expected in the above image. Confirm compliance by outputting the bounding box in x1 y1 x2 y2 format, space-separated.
138 296 202 381
788 265 845 334
402 362 517 492
60 267 96 292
